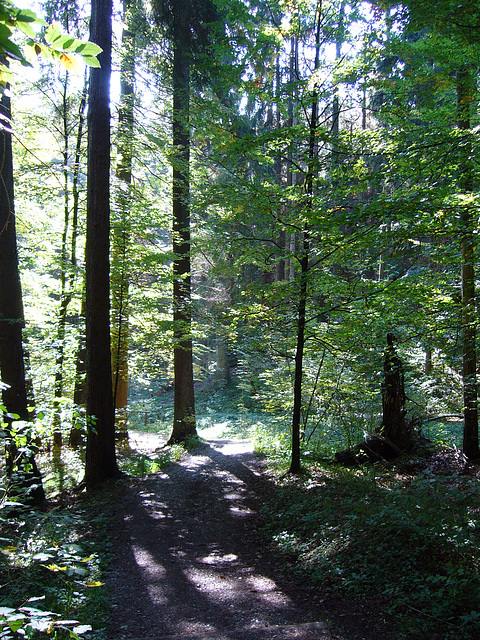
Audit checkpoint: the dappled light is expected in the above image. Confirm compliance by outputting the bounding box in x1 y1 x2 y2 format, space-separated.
3 0 480 638
106 439 330 639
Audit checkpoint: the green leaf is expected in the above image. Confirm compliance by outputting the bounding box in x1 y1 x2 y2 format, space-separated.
80 54 100 68
15 9 39 23
49 34 77 50
14 20 35 37
73 41 102 56
44 23 62 45
7 614 26 633
0 37 23 62
0 62 12 84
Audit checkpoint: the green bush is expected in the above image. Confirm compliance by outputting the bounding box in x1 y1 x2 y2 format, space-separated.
262 465 480 639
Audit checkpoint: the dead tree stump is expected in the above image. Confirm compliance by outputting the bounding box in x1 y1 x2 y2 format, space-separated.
381 332 412 452
335 332 414 465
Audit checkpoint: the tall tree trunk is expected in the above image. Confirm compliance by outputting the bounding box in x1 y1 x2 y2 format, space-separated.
457 66 479 462
331 1 345 167
285 34 298 282
274 54 286 282
69 82 88 448
53 74 75 448
70 299 86 448
0 92 45 504
168 21 197 444
112 0 135 449
83 0 120 487
289 6 321 474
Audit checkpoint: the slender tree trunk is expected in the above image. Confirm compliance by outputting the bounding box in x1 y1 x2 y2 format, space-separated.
168 24 197 444
274 54 286 282
289 232 309 474
285 34 298 283
331 2 345 166
83 0 120 487
53 74 73 448
457 66 479 462
289 6 321 474
425 345 433 375
69 82 88 448
0 92 45 504
70 299 86 448
112 0 135 449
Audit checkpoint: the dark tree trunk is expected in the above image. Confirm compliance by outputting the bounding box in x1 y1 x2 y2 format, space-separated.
53 75 74 448
0 93 45 504
168 11 197 445
68 83 88 448
381 333 412 451
289 8 321 474
56 76 87 449
331 2 345 167
112 0 135 449
83 0 120 488
289 242 308 474
70 298 86 448
457 66 479 462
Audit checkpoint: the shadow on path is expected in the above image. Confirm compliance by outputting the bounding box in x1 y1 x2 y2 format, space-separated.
105 439 338 640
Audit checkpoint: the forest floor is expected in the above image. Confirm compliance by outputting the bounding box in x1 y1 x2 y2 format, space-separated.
104 430 397 640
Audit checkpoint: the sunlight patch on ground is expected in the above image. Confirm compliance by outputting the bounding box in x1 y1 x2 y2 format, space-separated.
198 423 233 440
185 566 239 599
229 505 254 517
223 491 244 500
210 439 255 457
182 455 212 470
197 552 239 565
183 565 292 609
132 546 167 580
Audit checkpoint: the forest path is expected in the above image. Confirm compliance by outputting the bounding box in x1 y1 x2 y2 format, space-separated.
105 432 379 640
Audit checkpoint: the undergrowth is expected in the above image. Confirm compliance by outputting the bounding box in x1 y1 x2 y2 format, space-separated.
118 443 184 476
1 384 475 640
0 492 111 639
1 429 184 639
261 459 480 640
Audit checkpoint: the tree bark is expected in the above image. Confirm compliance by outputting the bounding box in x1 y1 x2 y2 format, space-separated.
289 5 321 474
457 65 479 462
83 0 120 487
168 22 197 444
112 0 135 449
381 333 412 450
0 92 45 504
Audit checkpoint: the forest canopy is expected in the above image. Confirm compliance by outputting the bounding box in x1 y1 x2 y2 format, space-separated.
0 0 479 486
2 2 480 639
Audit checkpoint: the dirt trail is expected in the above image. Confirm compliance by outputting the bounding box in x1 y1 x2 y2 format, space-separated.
105 435 382 640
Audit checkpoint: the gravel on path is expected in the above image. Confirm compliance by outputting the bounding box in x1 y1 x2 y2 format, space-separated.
105 436 384 640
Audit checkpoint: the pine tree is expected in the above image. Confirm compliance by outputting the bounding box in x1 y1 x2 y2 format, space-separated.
83 0 120 487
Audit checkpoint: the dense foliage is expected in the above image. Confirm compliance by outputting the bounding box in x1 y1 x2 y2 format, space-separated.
1 0 480 637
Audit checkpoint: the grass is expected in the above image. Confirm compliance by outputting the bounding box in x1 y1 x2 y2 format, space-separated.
2 384 477 639
1 425 186 639
259 449 480 640
0 491 112 639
